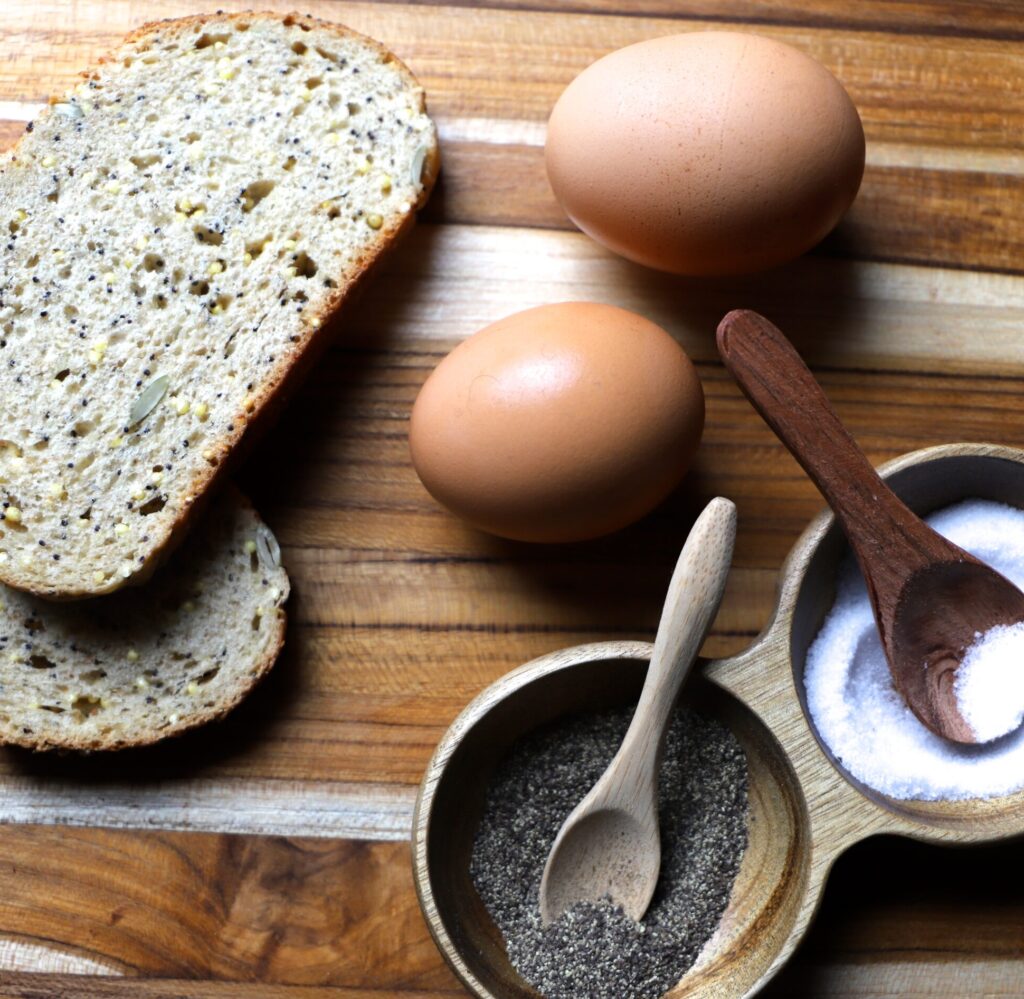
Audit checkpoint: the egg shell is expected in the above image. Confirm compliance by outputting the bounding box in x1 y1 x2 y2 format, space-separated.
409 302 704 543
545 31 866 276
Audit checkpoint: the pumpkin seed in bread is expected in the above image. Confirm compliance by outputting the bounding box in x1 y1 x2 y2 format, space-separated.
0 11 437 598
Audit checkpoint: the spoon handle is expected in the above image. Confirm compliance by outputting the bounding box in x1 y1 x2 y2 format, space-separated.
716 309 933 575
612 497 736 801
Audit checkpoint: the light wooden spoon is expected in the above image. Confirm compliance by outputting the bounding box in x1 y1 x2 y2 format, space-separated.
538 497 736 925
717 308 1024 745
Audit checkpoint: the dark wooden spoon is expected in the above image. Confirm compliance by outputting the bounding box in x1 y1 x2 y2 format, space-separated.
717 309 1024 745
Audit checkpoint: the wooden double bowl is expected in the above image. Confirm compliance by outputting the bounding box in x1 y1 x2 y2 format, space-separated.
413 442 1024 999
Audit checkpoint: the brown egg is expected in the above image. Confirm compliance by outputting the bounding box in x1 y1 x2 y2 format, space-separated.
546 31 865 276
409 303 704 542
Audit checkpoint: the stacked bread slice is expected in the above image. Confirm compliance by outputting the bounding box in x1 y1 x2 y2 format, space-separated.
0 488 289 750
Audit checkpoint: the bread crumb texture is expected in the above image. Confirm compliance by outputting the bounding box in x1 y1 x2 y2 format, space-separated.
0 486 289 750
0 12 436 596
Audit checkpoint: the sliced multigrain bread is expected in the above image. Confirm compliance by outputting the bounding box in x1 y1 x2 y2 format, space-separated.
0 485 288 751
0 11 438 598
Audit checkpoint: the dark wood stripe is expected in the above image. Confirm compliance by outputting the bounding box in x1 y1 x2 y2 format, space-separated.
328 0 1024 42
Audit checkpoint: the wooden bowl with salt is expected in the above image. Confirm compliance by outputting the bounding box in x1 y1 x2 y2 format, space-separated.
412 441 1024 999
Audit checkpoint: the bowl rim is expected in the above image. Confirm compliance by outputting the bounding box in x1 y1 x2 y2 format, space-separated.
774 442 1024 637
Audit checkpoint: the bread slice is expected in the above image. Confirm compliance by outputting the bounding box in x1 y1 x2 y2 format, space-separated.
0 485 289 751
0 11 437 598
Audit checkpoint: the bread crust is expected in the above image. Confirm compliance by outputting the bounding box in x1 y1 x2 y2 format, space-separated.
0 10 440 600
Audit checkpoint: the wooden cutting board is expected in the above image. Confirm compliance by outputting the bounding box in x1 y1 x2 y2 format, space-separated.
1 1 1023 996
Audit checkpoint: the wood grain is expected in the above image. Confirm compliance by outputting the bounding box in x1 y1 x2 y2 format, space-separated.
0 983 460 998
5 1 1023 148
358 0 1024 42
2 326 1024 794
0 827 456 988
4 963 1024 999
1 0 1023 996
0 776 417 839
1 825 1023 997
3 0 1023 274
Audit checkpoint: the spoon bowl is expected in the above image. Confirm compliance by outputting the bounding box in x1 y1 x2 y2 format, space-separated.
892 561 1024 744
540 808 657 924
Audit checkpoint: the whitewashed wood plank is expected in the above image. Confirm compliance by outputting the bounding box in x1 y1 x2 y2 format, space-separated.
355 224 1024 375
0 778 415 841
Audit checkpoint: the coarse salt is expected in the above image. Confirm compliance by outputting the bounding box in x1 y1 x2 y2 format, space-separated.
955 622 1024 743
805 499 1024 801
